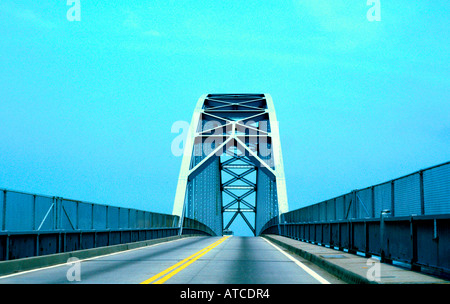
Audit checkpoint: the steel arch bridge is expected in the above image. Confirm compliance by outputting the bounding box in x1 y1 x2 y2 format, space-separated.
173 93 288 236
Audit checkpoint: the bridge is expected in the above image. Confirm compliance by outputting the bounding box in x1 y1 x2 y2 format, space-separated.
0 94 449 288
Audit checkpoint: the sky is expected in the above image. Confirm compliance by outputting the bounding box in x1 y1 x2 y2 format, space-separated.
0 1 449 236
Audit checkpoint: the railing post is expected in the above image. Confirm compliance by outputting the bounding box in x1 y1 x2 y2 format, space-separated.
371 186 375 218
106 206 109 229
313 223 316 243
321 223 324 246
36 234 40 257
53 197 56 230
364 220 370 257
91 203 94 230
56 197 61 230
410 216 420 271
5 235 9 260
32 195 36 230
338 222 342 250
329 223 333 247
135 210 138 229
390 181 395 217
348 220 356 254
2 190 6 231
58 232 62 253
63 232 67 253
419 171 425 215
308 223 312 243
333 198 337 220
380 209 391 263
76 201 79 230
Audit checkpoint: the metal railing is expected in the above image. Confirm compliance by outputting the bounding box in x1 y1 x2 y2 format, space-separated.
0 188 216 261
260 161 450 276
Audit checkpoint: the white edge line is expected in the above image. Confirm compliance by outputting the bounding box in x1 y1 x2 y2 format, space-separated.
262 237 331 284
0 236 195 280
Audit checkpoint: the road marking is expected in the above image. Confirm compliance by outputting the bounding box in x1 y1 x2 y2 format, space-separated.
139 236 226 284
153 236 229 284
0 236 193 280
140 236 230 284
262 237 331 284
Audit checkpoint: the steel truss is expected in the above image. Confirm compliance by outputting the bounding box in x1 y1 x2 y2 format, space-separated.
173 94 288 236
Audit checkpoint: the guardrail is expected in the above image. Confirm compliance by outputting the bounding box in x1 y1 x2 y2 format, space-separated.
0 226 213 261
260 161 450 277
0 188 216 261
262 214 450 276
0 189 180 232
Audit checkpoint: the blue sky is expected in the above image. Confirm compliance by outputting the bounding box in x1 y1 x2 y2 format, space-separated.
0 1 449 235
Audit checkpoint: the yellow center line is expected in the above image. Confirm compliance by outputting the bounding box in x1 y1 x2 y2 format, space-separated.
140 236 230 284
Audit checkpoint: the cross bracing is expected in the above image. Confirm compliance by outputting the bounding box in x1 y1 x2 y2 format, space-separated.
173 94 288 236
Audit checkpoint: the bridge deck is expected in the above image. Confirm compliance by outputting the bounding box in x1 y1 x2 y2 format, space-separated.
0 236 343 284
1 235 447 284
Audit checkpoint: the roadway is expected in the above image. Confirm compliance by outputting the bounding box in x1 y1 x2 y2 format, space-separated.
0 236 344 284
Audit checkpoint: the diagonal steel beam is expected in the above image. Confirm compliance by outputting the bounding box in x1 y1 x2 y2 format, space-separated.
224 211 239 230
239 211 255 236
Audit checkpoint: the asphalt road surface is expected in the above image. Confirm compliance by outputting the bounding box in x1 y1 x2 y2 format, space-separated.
0 236 344 284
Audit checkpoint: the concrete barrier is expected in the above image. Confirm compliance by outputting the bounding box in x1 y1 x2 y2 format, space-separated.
262 234 372 284
262 234 449 284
